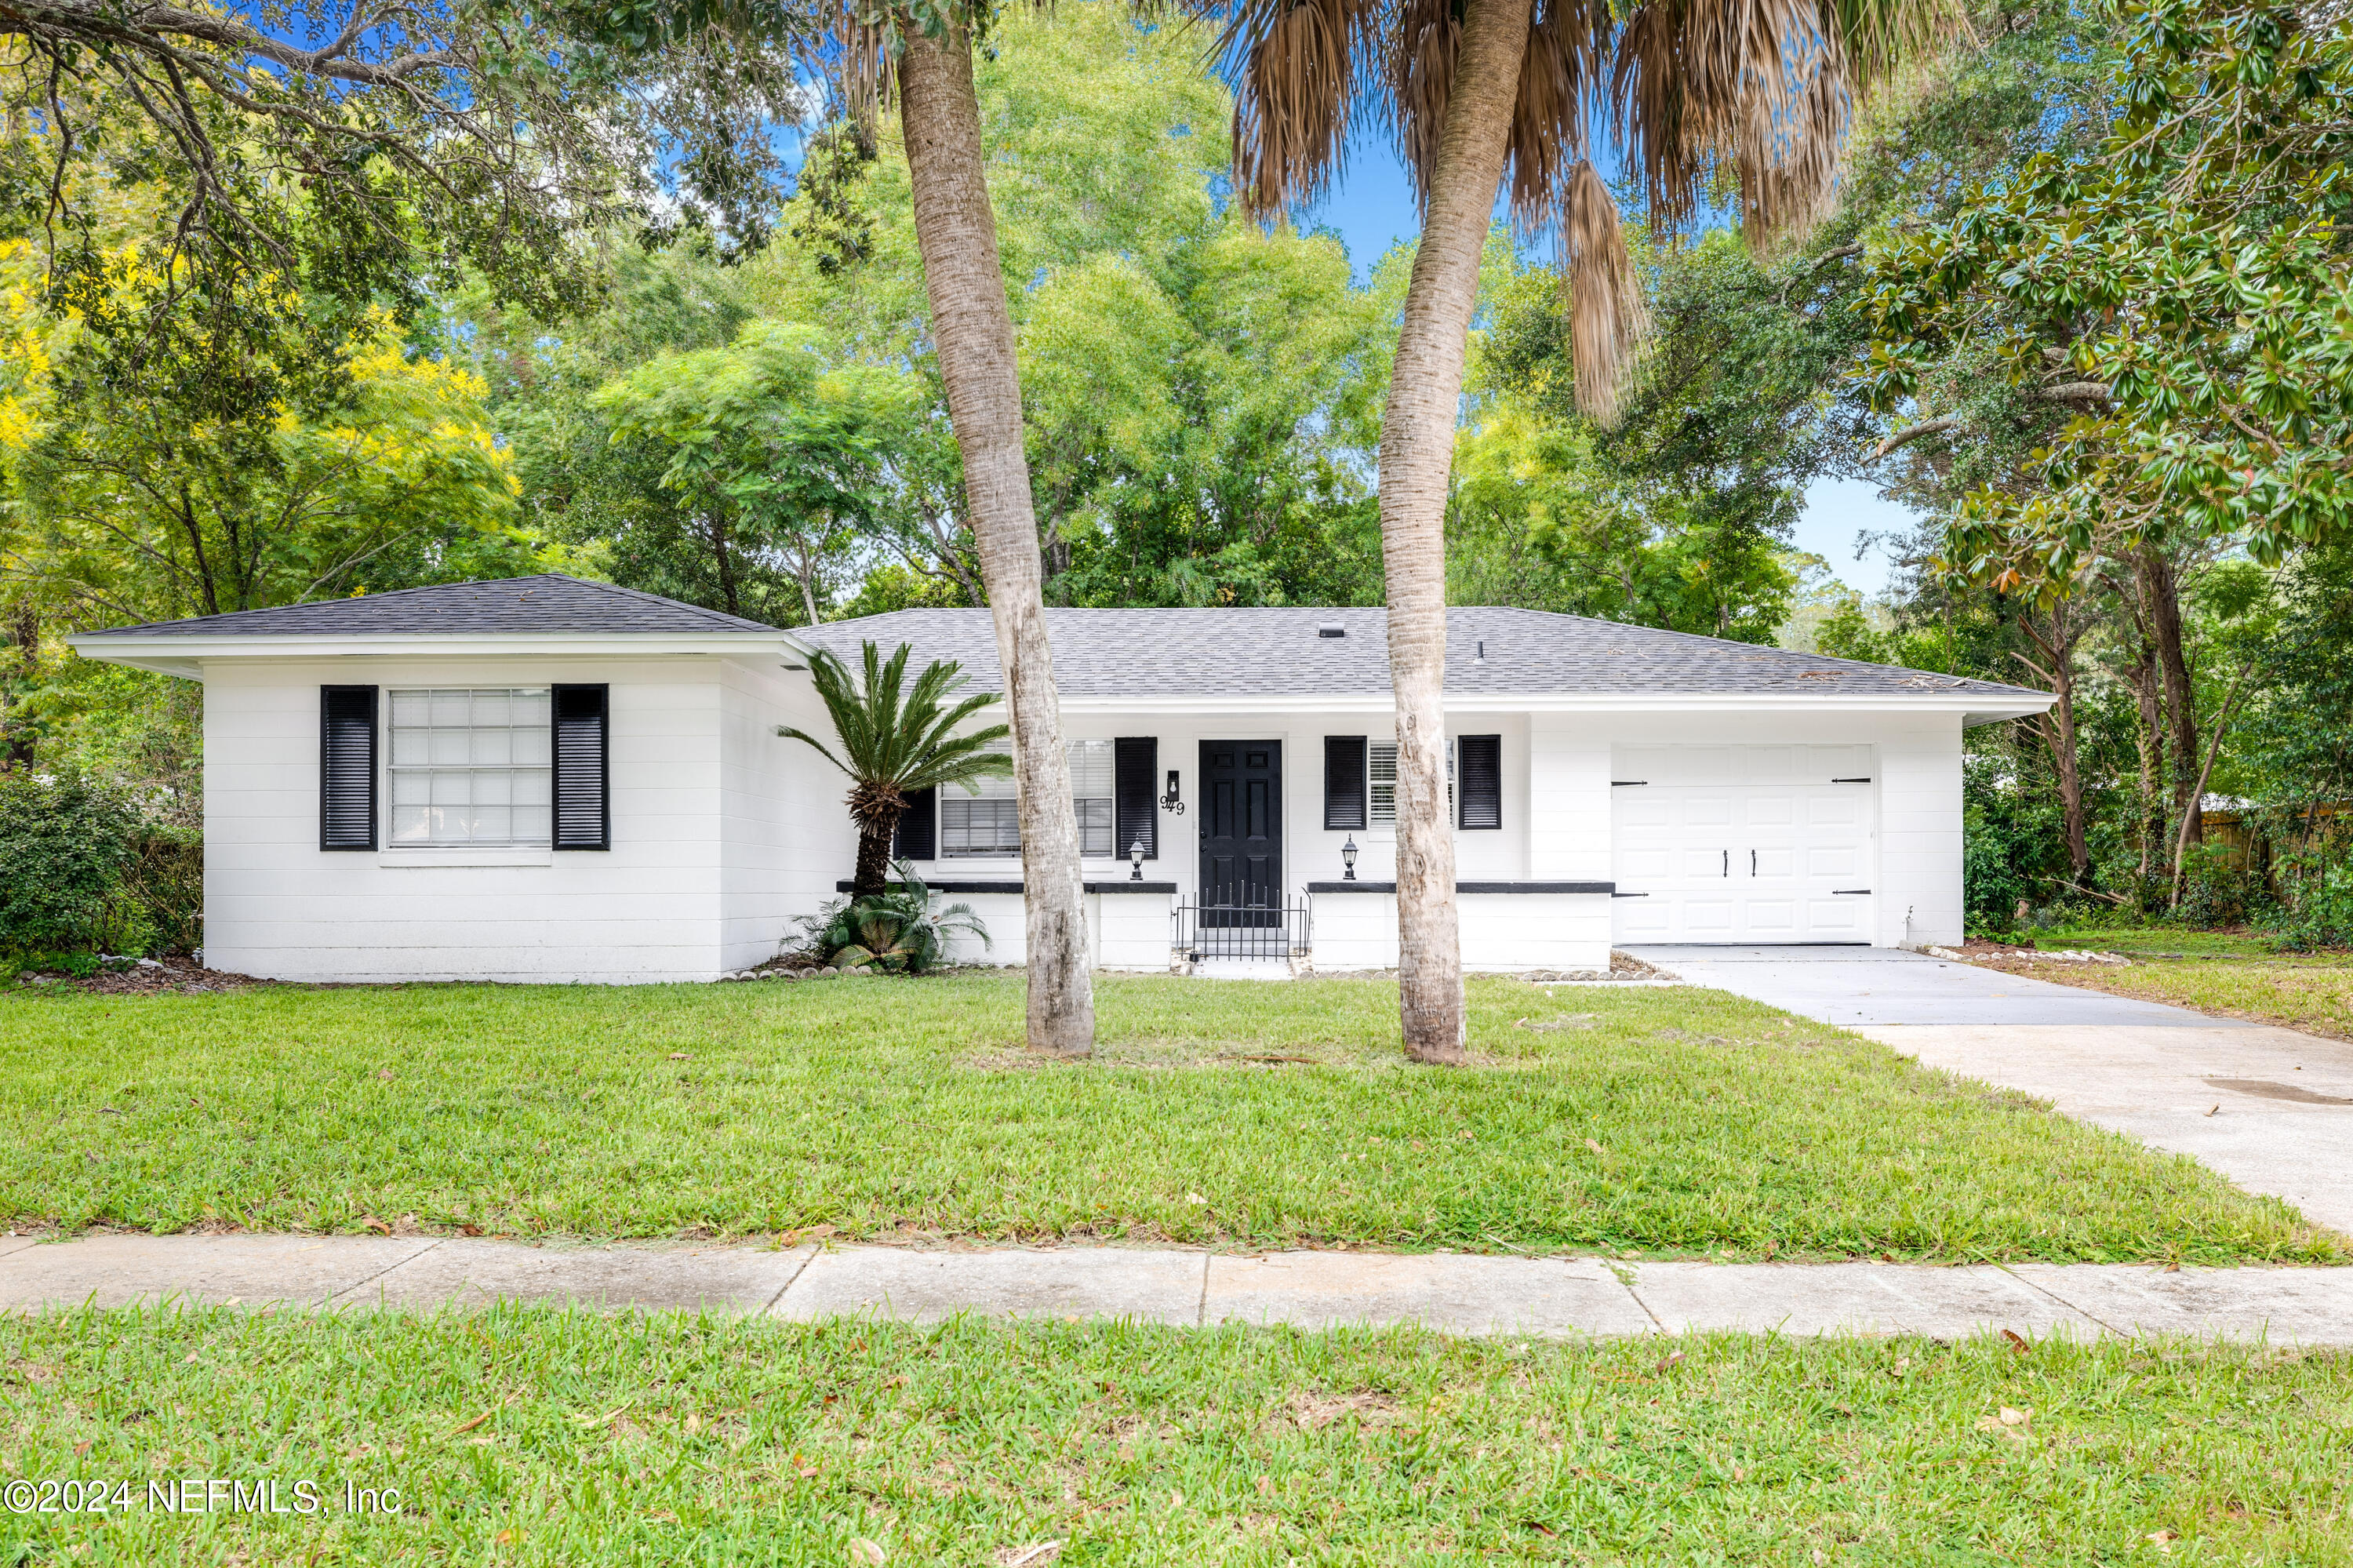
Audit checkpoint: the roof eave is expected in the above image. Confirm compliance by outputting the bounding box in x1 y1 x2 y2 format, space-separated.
67 628 815 677
1034 691 2051 715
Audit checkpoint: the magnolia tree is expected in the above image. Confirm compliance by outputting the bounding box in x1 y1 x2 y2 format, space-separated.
1859 0 2353 890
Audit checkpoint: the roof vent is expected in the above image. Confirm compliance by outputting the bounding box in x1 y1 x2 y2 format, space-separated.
1318 622 1346 638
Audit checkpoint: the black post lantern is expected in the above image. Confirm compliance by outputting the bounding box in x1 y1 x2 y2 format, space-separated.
1341 835 1358 882
1129 838 1147 881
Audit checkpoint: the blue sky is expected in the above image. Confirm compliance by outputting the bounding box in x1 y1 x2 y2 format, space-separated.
1293 142 1915 599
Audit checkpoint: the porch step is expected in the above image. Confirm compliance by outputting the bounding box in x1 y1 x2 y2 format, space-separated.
1188 959 1296 982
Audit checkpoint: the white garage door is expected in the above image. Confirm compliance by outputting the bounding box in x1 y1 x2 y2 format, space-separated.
1610 745 1875 944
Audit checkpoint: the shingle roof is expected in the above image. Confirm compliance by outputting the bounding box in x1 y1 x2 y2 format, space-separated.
77 575 783 637
799 606 2048 704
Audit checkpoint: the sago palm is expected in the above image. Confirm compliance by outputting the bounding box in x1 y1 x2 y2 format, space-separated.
1195 0 1958 1062
780 642 1013 897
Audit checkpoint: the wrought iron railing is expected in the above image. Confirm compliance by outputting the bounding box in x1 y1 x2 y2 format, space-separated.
1174 885 1311 962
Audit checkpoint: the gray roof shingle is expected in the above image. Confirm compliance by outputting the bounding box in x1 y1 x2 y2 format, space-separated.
77 575 783 637
799 606 2048 704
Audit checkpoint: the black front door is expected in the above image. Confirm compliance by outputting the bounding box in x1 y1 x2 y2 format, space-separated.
1199 740 1282 924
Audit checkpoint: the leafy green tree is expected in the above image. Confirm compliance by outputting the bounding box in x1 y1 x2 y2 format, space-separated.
595 322 922 625
780 642 1013 897
9 318 541 628
0 0 809 438
1860 0 2353 886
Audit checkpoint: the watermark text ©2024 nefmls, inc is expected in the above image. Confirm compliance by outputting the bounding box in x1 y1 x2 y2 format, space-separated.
7 1477 405 1517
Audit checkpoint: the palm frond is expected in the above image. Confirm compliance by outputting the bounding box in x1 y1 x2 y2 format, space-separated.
1562 158 1646 423
780 641 1007 794
1207 0 1384 220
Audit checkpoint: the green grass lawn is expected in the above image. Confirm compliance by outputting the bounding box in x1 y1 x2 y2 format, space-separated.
2026 926 2288 959
1977 935 2353 1042
4 1307 2350 1565
1 975 2336 1263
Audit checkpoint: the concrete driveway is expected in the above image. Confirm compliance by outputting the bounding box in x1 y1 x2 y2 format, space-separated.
1624 945 2353 1239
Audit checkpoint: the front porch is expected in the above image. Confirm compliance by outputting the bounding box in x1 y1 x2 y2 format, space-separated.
844 877 1617 973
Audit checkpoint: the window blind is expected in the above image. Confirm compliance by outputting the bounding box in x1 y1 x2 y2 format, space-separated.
551 684 609 850
1457 734 1502 830
1115 737 1158 860
319 686 378 851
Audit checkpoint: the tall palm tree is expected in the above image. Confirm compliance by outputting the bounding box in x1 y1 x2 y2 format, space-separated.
800 5 1097 1055
780 641 1013 897
1199 0 1954 1062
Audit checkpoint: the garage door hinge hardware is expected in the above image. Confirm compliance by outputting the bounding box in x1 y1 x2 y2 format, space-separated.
1831 777 1872 783
1610 780 1647 786
1611 892 1649 898
1833 889 1871 895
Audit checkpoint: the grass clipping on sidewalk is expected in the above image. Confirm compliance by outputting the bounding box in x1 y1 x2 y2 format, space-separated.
4 1307 2351 1563
0 974 2340 1262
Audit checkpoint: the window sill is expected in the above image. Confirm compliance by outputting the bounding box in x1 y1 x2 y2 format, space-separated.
377 847 555 868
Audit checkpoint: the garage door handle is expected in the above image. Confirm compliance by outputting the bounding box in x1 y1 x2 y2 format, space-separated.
1833 888 1871 895
1721 849 1728 876
1750 849 1756 876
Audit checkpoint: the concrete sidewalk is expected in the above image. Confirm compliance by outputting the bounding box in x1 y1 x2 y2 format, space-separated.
5 1234 2352 1344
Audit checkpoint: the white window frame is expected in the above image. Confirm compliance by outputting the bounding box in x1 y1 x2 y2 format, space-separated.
939 739 1118 858
386 687 554 848
1366 740 1455 828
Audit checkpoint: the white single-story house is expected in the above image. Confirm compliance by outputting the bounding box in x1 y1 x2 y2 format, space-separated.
71 573 2049 983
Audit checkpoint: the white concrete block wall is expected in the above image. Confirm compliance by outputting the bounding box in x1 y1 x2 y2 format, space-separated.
936 891 1025 966
1095 890 1173 970
199 656 731 984
718 659 854 970
1457 893 1612 970
1875 719 1965 946
1307 890 1395 971
1528 718 1611 882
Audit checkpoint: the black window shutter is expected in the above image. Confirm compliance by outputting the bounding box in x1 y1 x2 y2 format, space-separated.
895 785 936 860
1115 737 1158 859
1458 734 1503 830
1323 736 1367 830
318 686 377 851
552 684 610 850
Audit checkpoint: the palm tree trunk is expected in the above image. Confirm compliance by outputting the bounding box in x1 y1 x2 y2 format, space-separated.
896 23 1094 1056
1380 0 1531 1065
852 816 899 899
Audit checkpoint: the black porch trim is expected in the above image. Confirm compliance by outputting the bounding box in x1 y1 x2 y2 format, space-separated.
1305 879 1615 894
835 879 1179 895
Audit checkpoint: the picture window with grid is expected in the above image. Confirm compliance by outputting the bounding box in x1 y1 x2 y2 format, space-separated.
940 740 1117 857
388 689 552 846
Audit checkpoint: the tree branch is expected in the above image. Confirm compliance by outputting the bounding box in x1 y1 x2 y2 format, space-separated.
1871 417 1958 460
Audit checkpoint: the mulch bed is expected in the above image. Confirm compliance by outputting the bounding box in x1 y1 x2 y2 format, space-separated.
10 955 260 996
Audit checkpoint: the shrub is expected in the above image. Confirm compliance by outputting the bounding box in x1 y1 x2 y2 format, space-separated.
2174 842 2253 928
122 823 203 953
791 862 988 975
0 772 140 957
2273 861 2353 951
